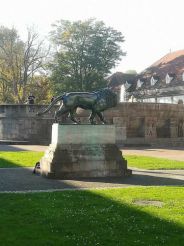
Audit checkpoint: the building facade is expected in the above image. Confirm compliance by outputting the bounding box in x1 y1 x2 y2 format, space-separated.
109 50 184 104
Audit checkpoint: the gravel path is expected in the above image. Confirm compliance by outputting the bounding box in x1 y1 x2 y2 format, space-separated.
0 145 47 152
0 145 183 193
0 168 183 193
122 147 184 161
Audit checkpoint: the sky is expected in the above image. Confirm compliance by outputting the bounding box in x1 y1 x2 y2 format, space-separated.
0 0 183 73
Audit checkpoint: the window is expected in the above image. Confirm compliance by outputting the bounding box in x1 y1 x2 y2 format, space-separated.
137 79 144 88
173 95 184 104
143 98 156 103
150 76 158 86
165 73 174 84
124 81 131 89
157 97 172 103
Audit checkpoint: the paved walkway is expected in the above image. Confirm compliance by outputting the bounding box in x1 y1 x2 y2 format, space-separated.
0 145 47 152
122 147 184 161
0 145 183 193
0 168 183 193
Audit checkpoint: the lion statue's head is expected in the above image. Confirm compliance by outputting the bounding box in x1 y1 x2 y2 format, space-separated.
96 88 118 108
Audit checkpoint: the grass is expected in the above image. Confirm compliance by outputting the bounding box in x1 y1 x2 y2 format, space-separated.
0 151 44 168
0 151 183 170
0 187 183 246
125 155 184 170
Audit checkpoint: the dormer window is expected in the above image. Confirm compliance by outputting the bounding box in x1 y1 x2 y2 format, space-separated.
124 81 131 89
165 73 174 84
137 79 144 88
150 76 158 86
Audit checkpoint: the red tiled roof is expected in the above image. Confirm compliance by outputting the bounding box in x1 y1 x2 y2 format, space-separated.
141 49 184 79
151 50 184 66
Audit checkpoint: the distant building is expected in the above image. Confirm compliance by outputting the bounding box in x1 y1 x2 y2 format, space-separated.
108 72 136 102
108 50 184 104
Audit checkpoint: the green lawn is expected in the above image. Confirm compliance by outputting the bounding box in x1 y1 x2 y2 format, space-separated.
0 151 44 167
0 187 183 246
126 155 184 170
0 151 184 170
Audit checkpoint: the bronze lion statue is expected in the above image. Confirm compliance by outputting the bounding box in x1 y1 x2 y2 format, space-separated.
37 88 117 124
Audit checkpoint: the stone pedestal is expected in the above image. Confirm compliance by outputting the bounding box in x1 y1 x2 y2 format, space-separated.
40 124 131 179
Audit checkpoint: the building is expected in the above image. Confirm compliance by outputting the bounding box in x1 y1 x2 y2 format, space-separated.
109 50 184 104
108 72 136 102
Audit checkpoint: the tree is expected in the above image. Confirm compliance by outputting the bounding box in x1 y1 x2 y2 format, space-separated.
125 70 137 75
0 27 22 102
49 19 125 93
20 28 49 103
0 26 49 103
26 75 53 104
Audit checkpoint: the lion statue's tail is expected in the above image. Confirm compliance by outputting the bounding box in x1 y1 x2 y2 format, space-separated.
37 93 65 116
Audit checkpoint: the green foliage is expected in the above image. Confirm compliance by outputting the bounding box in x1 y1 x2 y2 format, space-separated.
50 19 125 93
125 69 138 74
0 187 183 245
0 26 23 103
0 26 49 104
126 155 184 169
26 76 54 104
0 151 43 167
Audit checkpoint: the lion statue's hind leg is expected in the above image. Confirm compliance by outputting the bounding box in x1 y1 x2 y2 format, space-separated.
54 105 70 123
69 108 80 124
89 110 97 125
96 111 107 124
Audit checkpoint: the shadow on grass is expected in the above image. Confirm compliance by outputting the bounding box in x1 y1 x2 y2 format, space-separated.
0 157 23 168
0 188 183 246
0 151 43 168
0 155 183 245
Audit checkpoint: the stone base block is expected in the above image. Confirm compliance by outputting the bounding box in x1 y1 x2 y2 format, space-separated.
39 124 132 179
40 144 131 179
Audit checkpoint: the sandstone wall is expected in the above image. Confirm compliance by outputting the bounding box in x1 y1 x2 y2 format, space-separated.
0 105 55 144
0 103 184 146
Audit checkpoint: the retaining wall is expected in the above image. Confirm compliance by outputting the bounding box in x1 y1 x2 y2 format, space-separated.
0 103 184 146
